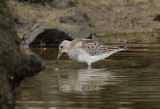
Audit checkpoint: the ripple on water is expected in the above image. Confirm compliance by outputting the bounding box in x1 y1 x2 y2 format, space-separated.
16 44 160 109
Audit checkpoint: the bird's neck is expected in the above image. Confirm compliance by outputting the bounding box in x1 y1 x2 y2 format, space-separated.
65 41 72 53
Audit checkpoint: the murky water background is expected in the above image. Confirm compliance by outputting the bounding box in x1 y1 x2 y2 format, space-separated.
16 44 160 109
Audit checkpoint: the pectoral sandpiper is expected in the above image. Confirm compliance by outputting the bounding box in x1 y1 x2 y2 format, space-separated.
56 39 126 67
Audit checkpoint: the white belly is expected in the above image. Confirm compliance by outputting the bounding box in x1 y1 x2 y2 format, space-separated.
77 53 102 65
78 53 92 63
77 49 123 65
68 48 124 65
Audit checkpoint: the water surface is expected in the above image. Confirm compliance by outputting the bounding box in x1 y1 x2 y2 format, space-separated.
16 44 160 109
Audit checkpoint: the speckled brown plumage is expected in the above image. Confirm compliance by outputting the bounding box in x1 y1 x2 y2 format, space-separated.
57 38 126 66
70 39 118 56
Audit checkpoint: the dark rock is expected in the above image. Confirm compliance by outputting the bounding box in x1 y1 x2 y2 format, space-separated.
15 18 26 27
60 9 90 26
153 28 160 32
50 0 78 8
22 24 73 47
0 1 44 109
30 28 73 47
18 0 79 7
22 24 46 45
153 14 160 21
68 0 78 7
18 0 28 2
61 24 92 39
58 9 92 39
60 17 68 23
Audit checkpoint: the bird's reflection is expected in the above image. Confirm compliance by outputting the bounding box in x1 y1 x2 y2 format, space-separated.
57 69 118 92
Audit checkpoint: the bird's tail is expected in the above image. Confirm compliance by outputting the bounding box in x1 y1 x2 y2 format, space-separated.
118 45 127 51
118 45 127 49
107 45 127 51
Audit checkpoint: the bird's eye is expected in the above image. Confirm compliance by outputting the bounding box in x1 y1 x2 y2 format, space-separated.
61 46 63 48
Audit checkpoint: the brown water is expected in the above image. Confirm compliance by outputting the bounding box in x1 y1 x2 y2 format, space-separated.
16 44 160 109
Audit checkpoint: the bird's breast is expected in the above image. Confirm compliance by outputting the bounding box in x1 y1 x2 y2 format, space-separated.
67 50 79 61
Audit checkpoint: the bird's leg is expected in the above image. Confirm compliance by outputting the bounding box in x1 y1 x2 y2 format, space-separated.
87 63 91 69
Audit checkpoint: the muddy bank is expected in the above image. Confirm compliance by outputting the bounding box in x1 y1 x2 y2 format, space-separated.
0 1 44 109
7 0 160 44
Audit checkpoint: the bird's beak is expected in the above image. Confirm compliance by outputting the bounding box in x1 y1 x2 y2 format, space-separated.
56 51 62 63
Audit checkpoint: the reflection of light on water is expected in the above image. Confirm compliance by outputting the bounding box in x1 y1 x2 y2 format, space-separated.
57 69 118 92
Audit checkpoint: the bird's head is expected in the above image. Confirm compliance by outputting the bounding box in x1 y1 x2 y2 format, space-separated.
56 40 71 63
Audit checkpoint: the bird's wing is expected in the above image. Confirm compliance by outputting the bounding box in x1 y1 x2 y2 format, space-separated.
70 39 124 56
80 39 109 56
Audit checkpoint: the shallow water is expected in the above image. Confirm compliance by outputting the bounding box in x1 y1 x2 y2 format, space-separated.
16 44 160 109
